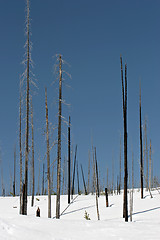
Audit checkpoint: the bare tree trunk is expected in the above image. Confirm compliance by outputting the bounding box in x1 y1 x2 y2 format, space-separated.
119 133 121 193
31 99 35 207
77 161 80 194
132 150 134 191
13 145 16 197
107 167 108 190
144 119 148 190
94 147 99 197
19 84 22 213
87 150 90 194
62 157 65 195
56 54 62 219
23 0 30 215
120 56 128 222
68 116 71 203
71 145 77 196
42 163 45 195
112 154 114 195
45 88 51 218
93 156 100 220
149 139 152 191
139 82 143 199
38 156 40 195
81 164 87 195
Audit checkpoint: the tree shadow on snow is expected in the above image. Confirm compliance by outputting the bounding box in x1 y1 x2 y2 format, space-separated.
131 206 160 216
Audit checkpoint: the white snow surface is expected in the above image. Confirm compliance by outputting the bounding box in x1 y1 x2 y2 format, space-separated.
0 190 160 239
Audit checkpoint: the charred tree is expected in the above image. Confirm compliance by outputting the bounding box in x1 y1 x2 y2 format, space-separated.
71 145 77 196
56 54 62 219
23 0 30 215
42 163 45 195
19 83 22 213
45 88 51 218
13 145 16 197
81 164 87 195
31 99 35 207
68 116 71 203
94 147 99 197
77 161 80 194
87 150 91 194
139 82 143 199
120 56 128 222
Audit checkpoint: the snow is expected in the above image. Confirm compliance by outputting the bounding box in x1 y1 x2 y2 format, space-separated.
0 189 160 239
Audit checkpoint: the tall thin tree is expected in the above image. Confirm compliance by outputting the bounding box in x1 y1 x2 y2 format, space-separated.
71 145 77 196
68 116 71 204
45 88 51 218
13 145 16 197
56 54 62 219
120 56 128 222
31 99 35 207
23 0 31 215
19 82 22 213
139 82 143 199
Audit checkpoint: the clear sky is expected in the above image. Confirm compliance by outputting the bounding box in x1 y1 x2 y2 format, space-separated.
0 0 160 195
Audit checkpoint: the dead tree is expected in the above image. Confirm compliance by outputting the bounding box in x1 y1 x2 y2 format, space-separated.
81 164 87 195
120 56 128 222
56 54 62 219
93 156 100 220
19 82 22 213
87 150 91 194
23 0 30 215
105 188 109 207
31 99 35 207
144 119 148 190
139 82 143 199
77 161 80 194
94 147 99 197
71 145 77 196
119 133 122 193
45 88 51 218
149 139 152 191
13 145 16 196
112 153 114 195
68 116 71 203
42 163 45 195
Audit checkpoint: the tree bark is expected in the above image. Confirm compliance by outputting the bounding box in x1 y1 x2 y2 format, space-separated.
31 99 35 207
56 54 62 219
45 88 51 218
120 56 128 222
68 116 71 203
139 82 143 199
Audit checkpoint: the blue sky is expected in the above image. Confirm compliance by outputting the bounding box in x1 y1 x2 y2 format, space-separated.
0 0 160 194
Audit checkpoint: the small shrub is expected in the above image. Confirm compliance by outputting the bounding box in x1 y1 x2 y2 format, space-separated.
84 211 91 220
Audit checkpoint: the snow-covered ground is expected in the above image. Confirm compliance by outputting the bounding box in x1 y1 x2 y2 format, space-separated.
0 189 160 239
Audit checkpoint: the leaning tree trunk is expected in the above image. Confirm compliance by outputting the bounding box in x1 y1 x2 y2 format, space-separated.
71 145 77 196
56 54 62 219
45 88 51 218
19 83 22 213
68 116 71 204
31 99 35 207
139 82 143 199
120 56 128 222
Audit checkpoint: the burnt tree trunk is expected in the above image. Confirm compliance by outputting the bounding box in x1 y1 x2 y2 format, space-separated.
23 0 30 215
31 99 35 207
94 147 99 197
120 56 128 222
56 54 62 219
71 145 77 196
139 82 143 199
81 164 87 195
68 116 71 204
45 88 51 218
